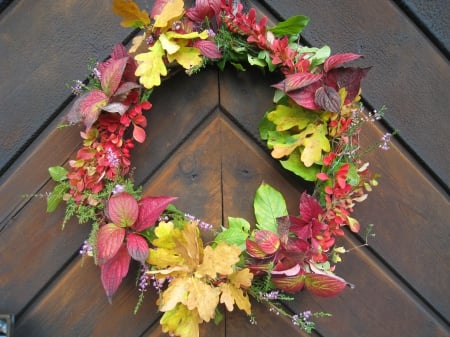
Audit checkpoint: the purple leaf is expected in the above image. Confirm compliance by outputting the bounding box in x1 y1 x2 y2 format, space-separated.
314 85 341 113
133 196 177 231
285 82 321 110
107 192 139 227
326 67 371 103
323 53 362 72
66 93 87 125
114 82 141 97
100 245 131 303
97 223 126 263
126 233 149 262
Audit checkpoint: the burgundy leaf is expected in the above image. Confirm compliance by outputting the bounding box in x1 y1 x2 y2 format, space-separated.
283 72 322 92
304 273 347 297
245 239 269 259
100 57 128 97
323 53 362 72
314 85 341 113
285 81 321 110
298 192 323 223
126 233 149 262
102 102 129 115
97 223 126 263
80 89 109 129
254 230 280 255
282 237 310 253
194 40 222 59
100 245 131 303
326 67 371 103
108 192 139 227
271 274 305 293
133 196 178 231
133 124 146 143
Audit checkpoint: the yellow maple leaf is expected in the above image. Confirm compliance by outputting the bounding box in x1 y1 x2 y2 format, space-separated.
229 268 253 289
112 0 150 28
159 277 190 312
196 242 241 279
160 303 202 337
175 221 203 270
219 283 252 315
185 277 221 322
152 221 179 249
153 0 185 28
135 40 168 89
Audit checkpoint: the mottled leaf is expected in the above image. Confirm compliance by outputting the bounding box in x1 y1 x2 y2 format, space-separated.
254 230 280 255
80 89 109 129
301 123 330 167
101 57 128 97
271 274 305 293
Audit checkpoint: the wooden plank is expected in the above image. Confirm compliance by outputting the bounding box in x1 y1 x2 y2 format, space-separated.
220 65 450 321
0 70 218 315
261 0 450 188
218 117 449 337
0 0 149 174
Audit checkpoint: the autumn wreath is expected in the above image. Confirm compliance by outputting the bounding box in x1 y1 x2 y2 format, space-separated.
46 1 393 336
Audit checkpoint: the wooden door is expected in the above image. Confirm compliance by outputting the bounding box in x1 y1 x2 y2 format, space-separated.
1 1 449 337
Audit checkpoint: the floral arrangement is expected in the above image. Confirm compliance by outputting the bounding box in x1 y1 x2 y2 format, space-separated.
46 0 393 336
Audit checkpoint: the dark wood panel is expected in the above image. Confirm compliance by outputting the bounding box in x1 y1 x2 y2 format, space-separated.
262 0 450 188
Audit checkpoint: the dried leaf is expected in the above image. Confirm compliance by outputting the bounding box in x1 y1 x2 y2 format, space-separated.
219 283 252 315
195 242 241 278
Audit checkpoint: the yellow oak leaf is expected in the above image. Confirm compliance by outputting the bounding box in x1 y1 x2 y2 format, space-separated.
160 303 202 337
147 248 185 270
219 283 252 315
153 0 184 28
135 40 167 89
270 133 304 159
159 33 181 54
185 277 221 322
174 221 203 270
167 46 204 69
152 221 179 249
159 277 190 312
268 104 316 132
301 123 330 167
229 268 253 289
195 242 241 279
112 0 150 28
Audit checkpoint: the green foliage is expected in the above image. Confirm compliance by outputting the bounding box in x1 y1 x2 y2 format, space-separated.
214 217 250 249
254 183 288 233
268 15 310 36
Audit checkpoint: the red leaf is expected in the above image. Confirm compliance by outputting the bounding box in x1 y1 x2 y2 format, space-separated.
186 0 221 21
314 85 341 113
282 72 322 92
271 274 305 293
150 0 172 18
326 67 371 103
126 233 149 262
100 245 131 303
316 172 329 181
323 53 361 72
245 238 269 259
132 124 146 143
133 196 177 231
100 57 128 96
194 40 222 59
97 223 126 263
254 230 280 255
107 192 139 227
80 89 109 129
304 273 347 297
285 82 321 110
298 192 323 223
110 43 128 60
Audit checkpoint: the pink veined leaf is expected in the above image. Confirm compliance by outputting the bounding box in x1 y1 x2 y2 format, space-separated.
281 72 322 92
245 238 269 259
101 57 128 97
133 124 146 143
133 196 178 231
100 245 131 303
271 273 305 293
110 43 128 60
323 53 362 72
126 233 149 262
194 40 222 59
107 192 139 227
298 192 323 223
304 273 347 297
80 89 109 129
97 223 126 263
314 85 341 113
254 230 280 255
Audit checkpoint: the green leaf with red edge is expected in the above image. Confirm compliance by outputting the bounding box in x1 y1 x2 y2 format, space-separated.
133 196 178 231
245 238 269 259
254 230 280 255
126 233 149 262
97 223 126 263
323 53 361 72
107 192 139 227
80 89 108 129
271 274 305 293
314 85 341 113
133 124 146 143
100 245 131 303
304 273 347 297
101 57 128 96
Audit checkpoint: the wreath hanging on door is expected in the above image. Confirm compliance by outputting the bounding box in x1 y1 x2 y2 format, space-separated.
46 1 392 336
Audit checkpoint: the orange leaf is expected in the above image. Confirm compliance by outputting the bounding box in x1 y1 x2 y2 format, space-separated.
112 0 150 28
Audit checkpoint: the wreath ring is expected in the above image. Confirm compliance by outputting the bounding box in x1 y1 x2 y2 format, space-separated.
46 1 392 336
